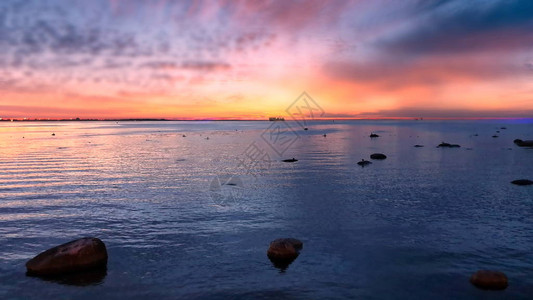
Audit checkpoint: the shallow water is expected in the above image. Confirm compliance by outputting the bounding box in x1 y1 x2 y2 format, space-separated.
0 120 532 299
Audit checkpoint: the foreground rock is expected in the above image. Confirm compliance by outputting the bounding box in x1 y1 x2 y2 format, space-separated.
267 238 303 270
370 153 387 160
437 142 461 148
470 270 508 290
26 237 108 276
514 139 533 147
511 179 533 186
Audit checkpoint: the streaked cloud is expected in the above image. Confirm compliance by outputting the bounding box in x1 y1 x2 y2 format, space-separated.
0 0 531 119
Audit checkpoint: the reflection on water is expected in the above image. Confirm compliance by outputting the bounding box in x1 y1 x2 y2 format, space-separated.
28 268 107 286
1 120 532 299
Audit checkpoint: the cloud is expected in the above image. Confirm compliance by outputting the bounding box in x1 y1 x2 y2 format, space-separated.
376 0 533 56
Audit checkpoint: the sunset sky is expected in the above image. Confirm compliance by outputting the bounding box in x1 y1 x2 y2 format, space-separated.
1 0 532 119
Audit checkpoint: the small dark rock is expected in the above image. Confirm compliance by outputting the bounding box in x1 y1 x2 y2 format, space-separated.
514 139 533 147
501 127 507 129
282 158 298 162
414 145 424 148
470 270 508 290
492 135 499 138
511 179 533 186
304 127 308 131
437 142 461 148
370 153 387 160
51 133 55 136
26 237 108 277
357 159 372 166
369 133 379 138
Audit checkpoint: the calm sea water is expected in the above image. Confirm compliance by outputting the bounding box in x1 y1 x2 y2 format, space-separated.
0 120 532 299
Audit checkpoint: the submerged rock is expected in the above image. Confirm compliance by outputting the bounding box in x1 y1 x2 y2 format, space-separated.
282 158 298 162
511 179 533 186
267 238 303 270
514 139 533 147
370 153 387 160
470 270 508 290
26 237 108 276
437 142 461 148
357 159 372 166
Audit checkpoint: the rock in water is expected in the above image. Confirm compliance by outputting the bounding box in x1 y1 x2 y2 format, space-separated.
282 158 298 162
26 237 108 276
357 159 372 166
514 139 533 147
369 133 379 138
414 145 424 148
470 270 508 290
267 238 303 270
437 142 461 148
511 179 533 186
370 153 387 160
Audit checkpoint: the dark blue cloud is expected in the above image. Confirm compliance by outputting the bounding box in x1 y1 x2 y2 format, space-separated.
379 0 533 55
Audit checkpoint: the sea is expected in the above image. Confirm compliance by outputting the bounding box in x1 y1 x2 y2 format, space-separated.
0 119 532 299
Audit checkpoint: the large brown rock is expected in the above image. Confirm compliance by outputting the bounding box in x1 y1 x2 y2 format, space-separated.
470 270 508 290
267 238 303 270
26 237 108 276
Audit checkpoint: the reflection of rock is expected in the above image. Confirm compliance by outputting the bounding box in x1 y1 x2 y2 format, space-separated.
511 179 533 186
470 270 508 290
370 153 387 160
38 268 107 286
357 159 372 166
437 142 461 148
26 237 108 276
267 238 303 271
514 139 533 147
282 158 298 162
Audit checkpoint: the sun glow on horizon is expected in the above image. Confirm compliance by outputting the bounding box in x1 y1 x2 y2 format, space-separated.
1 1 532 119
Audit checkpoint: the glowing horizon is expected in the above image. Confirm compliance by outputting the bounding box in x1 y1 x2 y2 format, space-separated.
1 0 532 119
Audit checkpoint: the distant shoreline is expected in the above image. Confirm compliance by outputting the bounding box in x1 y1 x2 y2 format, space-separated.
0 117 531 122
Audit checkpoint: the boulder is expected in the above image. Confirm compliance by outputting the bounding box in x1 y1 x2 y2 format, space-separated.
437 142 461 148
470 270 508 290
26 237 108 276
511 179 533 186
357 159 372 166
514 139 533 147
370 153 387 160
267 238 303 270
282 158 298 162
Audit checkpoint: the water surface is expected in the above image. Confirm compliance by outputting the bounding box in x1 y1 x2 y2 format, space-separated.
0 120 532 299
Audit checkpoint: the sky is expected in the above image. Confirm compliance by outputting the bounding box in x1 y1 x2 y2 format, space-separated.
1 0 532 119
